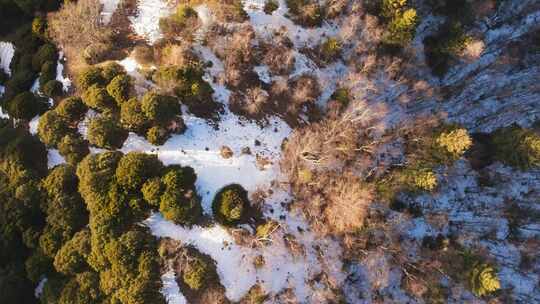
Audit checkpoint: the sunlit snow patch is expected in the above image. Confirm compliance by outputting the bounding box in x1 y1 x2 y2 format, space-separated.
0 41 15 76
121 112 291 212
161 270 187 304
129 0 172 44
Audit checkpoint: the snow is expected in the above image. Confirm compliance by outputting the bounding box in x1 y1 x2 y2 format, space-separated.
121 112 291 212
100 0 121 25
243 0 339 48
29 116 40 134
56 52 71 92
0 41 15 76
129 0 172 44
145 189 345 302
34 277 47 298
161 270 187 304
48 149 66 168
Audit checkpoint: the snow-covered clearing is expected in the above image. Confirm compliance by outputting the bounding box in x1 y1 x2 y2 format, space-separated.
145 188 345 302
129 0 172 44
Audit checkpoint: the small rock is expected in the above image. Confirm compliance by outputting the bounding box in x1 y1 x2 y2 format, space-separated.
241 147 251 155
220 146 233 159
254 139 261 146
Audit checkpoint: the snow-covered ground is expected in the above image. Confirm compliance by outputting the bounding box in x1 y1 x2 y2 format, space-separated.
0 41 14 76
129 0 172 44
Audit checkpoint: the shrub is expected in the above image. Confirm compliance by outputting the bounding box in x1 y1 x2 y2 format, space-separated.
56 97 87 122
424 22 472 76
141 91 180 125
53 230 91 275
212 184 249 226
159 5 200 40
101 62 126 83
39 61 57 87
7 92 49 120
320 37 342 62
120 98 149 132
25 251 53 283
182 254 216 290
142 177 164 207
76 151 122 201
4 69 36 98
77 66 105 91
434 125 472 160
330 87 350 106
160 189 202 225
32 44 58 71
32 16 47 38
115 152 163 191
469 263 500 297
87 115 128 149
42 164 78 198
161 165 197 190
492 125 540 169
81 84 115 111
58 134 90 165
0 70 8 85
106 74 131 105
264 0 279 14
146 126 170 146
41 80 63 98
407 169 438 192
383 7 419 46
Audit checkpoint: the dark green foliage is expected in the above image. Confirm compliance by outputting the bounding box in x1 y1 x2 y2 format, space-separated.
87 115 128 149
106 74 131 105
212 184 250 225
32 44 57 72
492 125 540 169
120 98 149 132
146 126 170 145
3 68 36 98
181 249 217 291
76 152 123 202
424 22 471 76
159 165 201 225
53 230 91 275
140 91 180 125
101 62 126 84
331 87 350 106
7 91 49 120
81 84 115 111
0 70 8 85
42 164 78 198
76 66 105 91
41 80 63 98
39 60 57 87
31 16 47 38
0 266 39 304
141 177 164 207
264 0 279 14
115 152 163 191
57 271 103 304
37 110 71 147
161 165 197 190
25 251 52 282
58 134 90 165
55 97 87 122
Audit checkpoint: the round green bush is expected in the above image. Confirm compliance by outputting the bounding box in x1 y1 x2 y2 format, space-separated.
106 74 131 105
146 126 170 146
58 134 90 165
42 80 63 98
39 60 57 87
141 91 180 125
32 44 58 71
264 0 279 14
115 152 163 191
142 177 164 207
81 84 115 111
212 184 250 225
56 97 87 122
101 62 126 83
4 69 36 98
161 165 197 190
38 110 71 146
87 115 128 149
120 98 149 132
159 189 202 225
182 254 215 290
42 164 78 198
7 91 49 120
492 125 540 169
76 66 105 91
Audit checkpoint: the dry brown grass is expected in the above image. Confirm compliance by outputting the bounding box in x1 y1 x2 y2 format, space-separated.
48 0 114 72
229 86 271 119
154 42 199 67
